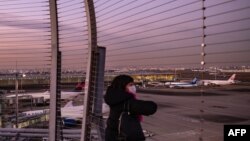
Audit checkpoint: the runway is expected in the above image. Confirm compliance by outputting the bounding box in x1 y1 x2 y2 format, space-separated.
138 85 250 141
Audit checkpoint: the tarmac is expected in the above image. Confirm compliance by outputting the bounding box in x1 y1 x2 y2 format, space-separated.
138 85 250 141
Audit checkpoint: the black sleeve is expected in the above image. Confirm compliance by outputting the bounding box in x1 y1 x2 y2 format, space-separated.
104 88 133 106
128 99 157 116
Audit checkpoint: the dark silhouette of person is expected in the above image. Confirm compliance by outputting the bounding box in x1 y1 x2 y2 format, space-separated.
104 75 157 141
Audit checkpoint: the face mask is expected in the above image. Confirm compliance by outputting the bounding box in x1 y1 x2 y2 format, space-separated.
128 85 136 94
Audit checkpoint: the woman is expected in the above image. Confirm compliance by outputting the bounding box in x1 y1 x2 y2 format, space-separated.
104 75 157 141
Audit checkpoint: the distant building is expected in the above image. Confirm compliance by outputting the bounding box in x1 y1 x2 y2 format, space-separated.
130 73 176 82
105 73 176 83
220 69 250 73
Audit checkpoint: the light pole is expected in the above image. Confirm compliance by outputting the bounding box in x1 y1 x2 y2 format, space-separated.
20 74 26 90
15 73 19 128
15 73 26 128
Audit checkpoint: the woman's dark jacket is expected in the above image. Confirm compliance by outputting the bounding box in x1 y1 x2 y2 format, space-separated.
104 86 157 141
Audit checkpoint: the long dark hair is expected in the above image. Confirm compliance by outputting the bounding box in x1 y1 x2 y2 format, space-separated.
110 75 134 91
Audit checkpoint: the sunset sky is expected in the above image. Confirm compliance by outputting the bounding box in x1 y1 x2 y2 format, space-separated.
0 0 250 71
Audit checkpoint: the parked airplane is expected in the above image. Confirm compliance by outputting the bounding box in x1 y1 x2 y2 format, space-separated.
22 101 110 126
5 90 83 102
6 91 50 101
201 74 236 86
6 82 84 101
146 81 165 87
165 77 198 88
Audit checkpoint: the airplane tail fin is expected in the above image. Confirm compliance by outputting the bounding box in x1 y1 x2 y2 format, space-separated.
64 101 73 107
191 77 198 84
228 74 236 81
75 82 85 90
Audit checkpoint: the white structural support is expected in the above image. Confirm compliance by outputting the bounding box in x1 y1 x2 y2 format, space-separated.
81 0 99 141
49 0 61 141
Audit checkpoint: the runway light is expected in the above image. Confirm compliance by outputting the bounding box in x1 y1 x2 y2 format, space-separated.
201 43 206 47
201 61 205 65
